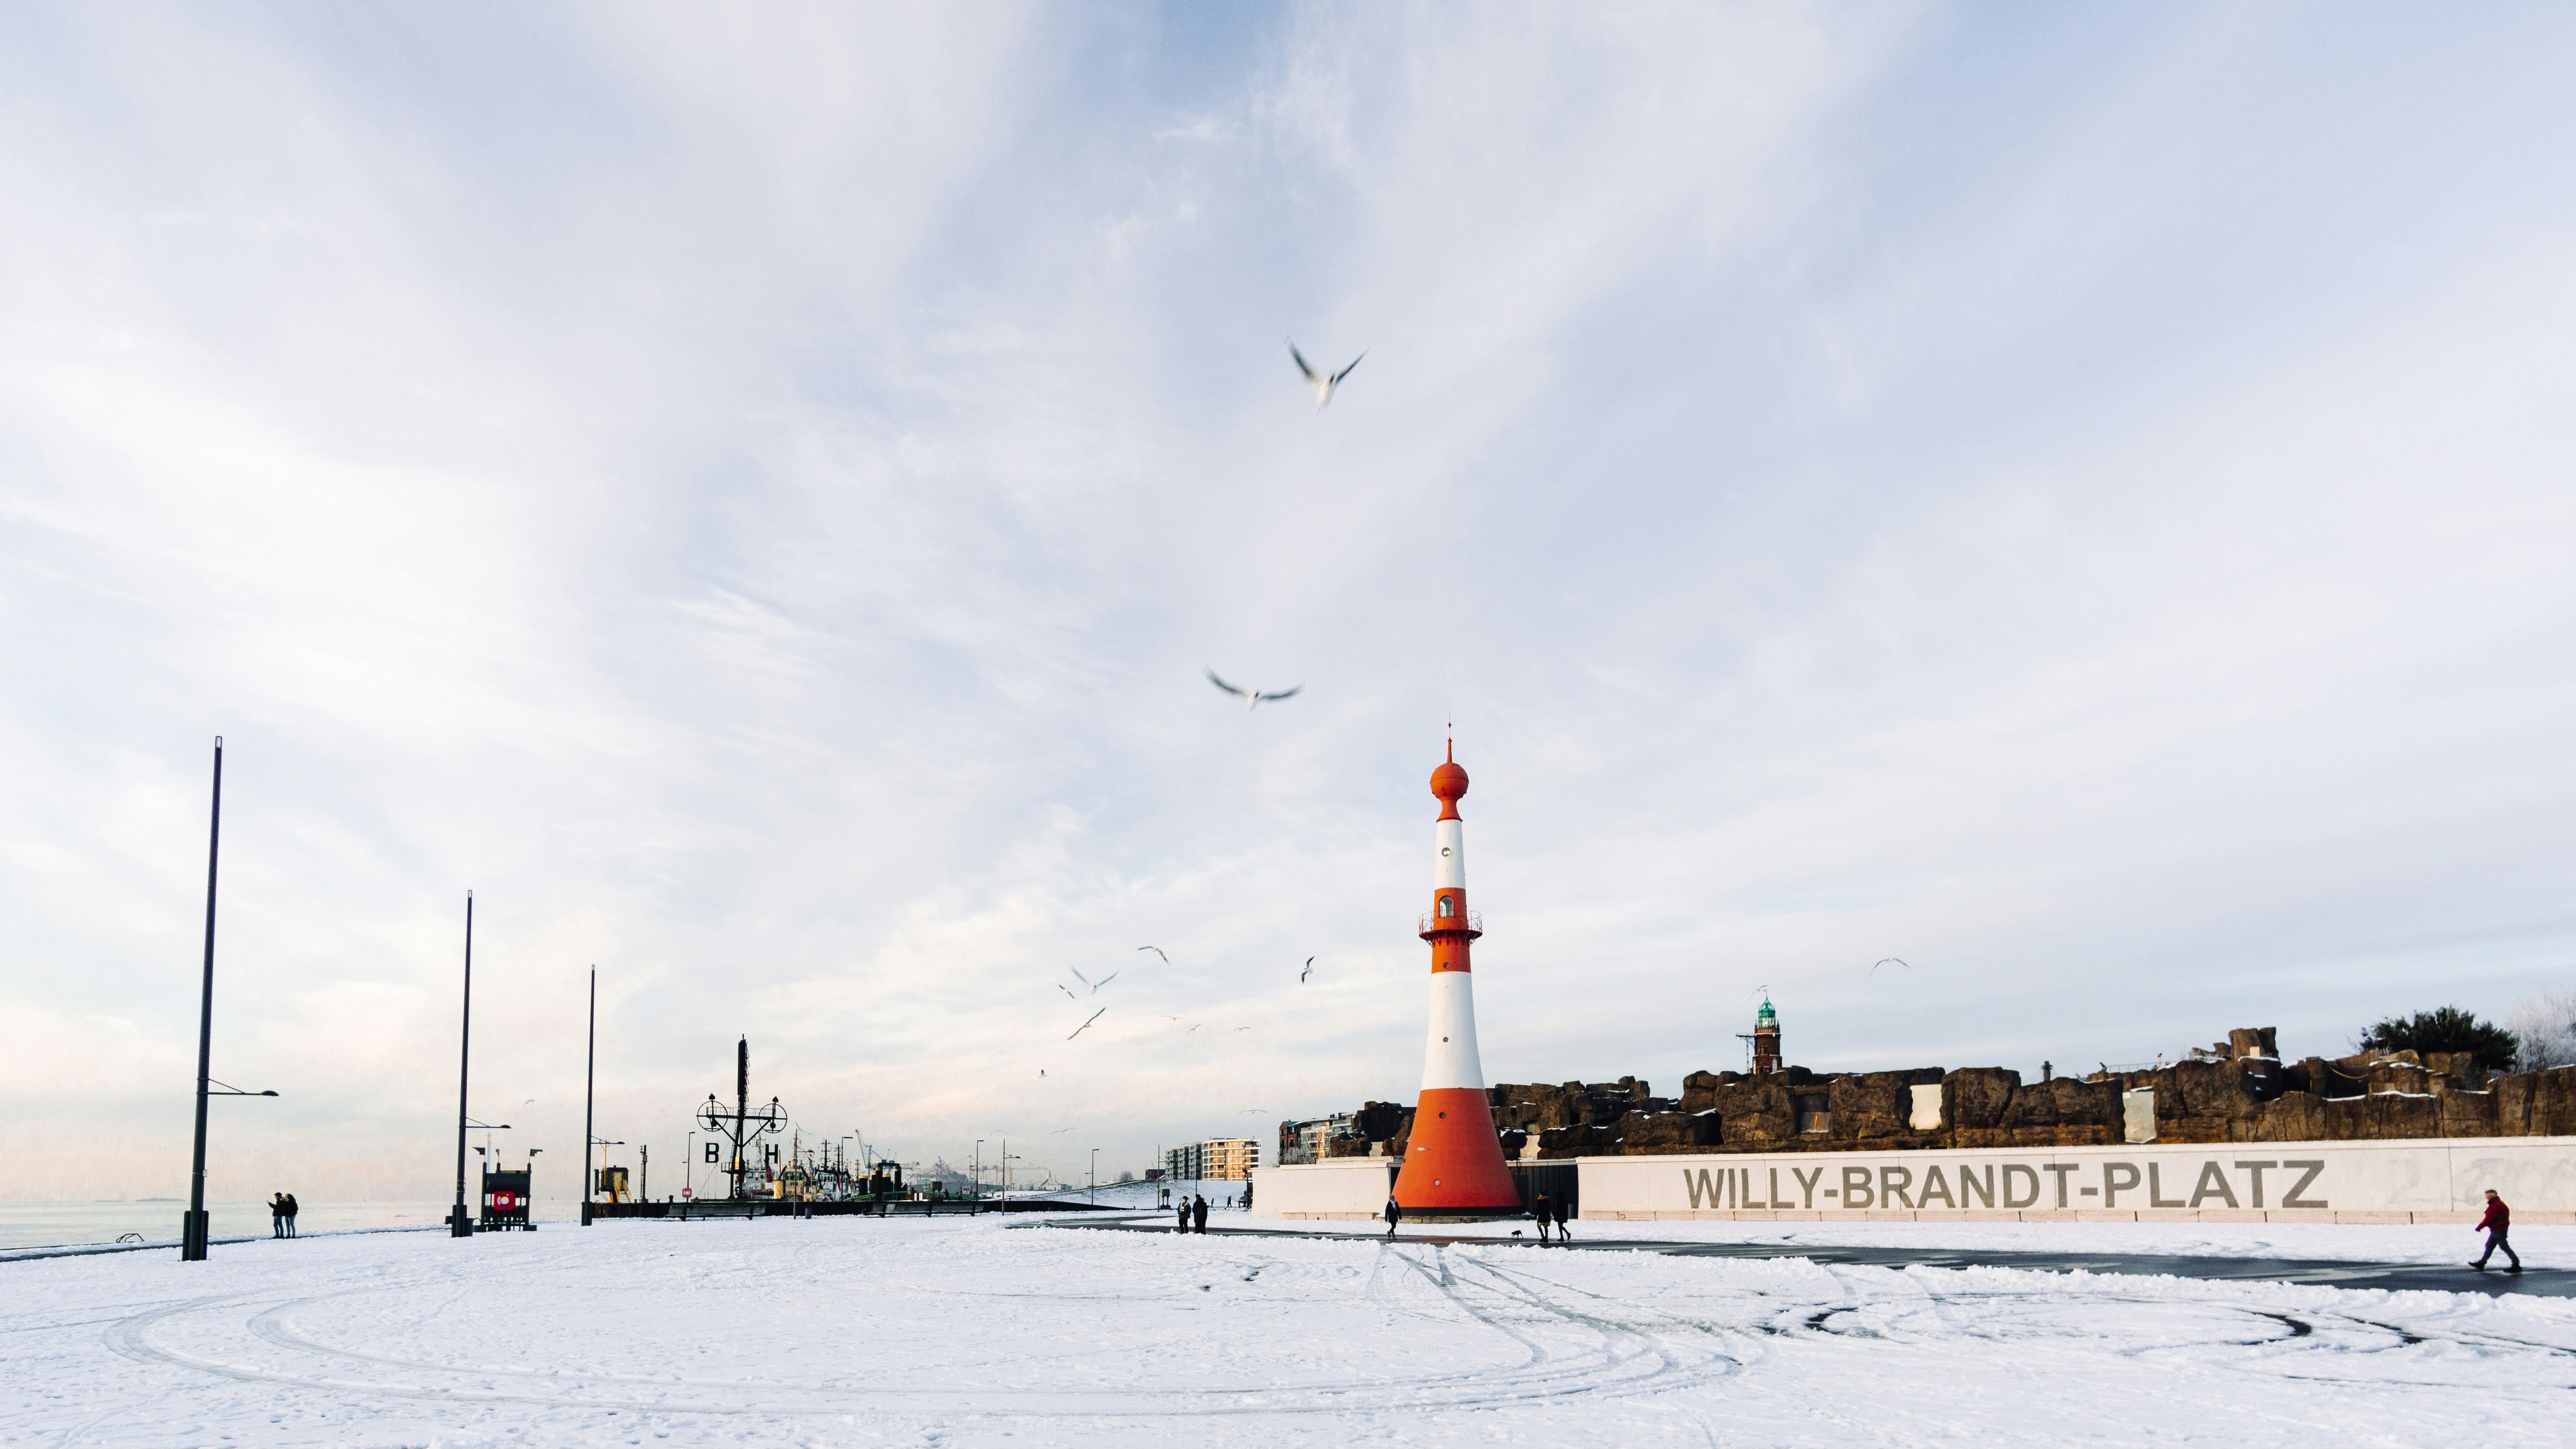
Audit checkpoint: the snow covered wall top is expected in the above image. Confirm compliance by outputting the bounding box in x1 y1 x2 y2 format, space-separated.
1290 1055 2576 1166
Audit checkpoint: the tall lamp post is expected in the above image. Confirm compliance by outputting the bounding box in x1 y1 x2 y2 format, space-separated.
448 891 475 1238
1089 1148 1098 1205
581 966 596 1227
180 737 226 1259
179 736 278 1262
180 736 225 1261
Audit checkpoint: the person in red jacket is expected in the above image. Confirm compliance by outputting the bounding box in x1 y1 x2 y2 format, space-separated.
2472 1189 2521 1272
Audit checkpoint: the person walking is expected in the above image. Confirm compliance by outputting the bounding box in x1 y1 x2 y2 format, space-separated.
2473 1189 2521 1272
282 1193 300 1238
1175 1197 1190 1234
268 1193 288 1239
1552 1195 1569 1242
1191 1193 1209 1234
1531 1193 1552 1243
1383 1194 1402 1239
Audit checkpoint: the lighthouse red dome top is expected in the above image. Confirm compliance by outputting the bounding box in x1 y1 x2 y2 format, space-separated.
1429 741 1469 819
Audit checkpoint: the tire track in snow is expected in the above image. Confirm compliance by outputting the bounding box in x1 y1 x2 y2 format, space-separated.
97 1262 1704 1418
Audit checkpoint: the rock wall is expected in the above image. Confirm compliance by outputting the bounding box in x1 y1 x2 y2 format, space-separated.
1317 1034 2576 1160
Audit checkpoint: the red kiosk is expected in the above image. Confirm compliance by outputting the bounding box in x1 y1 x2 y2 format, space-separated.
480 1164 535 1231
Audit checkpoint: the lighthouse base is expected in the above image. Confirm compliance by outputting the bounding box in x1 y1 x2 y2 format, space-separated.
1393 1086 1522 1215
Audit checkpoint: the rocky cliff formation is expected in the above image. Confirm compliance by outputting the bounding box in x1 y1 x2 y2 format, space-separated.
1310 1031 2576 1160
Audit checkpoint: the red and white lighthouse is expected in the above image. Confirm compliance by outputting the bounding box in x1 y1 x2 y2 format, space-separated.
1392 743 1521 1217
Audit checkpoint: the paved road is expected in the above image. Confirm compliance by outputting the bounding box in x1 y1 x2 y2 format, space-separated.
1058 1216 2576 1298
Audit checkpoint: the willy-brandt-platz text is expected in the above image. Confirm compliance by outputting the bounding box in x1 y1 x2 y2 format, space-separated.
1678 1156 2330 1213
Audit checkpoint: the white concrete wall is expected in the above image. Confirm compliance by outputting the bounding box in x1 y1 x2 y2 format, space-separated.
1579 1136 2576 1224
1252 1159 1396 1220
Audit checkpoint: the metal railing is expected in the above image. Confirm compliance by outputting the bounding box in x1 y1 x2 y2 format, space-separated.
1418 910 1483 935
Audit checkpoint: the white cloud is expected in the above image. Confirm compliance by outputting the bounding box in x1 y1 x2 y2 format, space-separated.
3 3 2573 1202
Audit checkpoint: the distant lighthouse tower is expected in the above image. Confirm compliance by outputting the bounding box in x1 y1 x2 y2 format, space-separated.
1751 996 1782 1075
1393 742 1521 1217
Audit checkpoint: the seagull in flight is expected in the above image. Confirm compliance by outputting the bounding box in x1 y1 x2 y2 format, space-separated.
1070 967 1118 994
1299 956 1314 983
1871 958 1911 974
1288 339 1363 409
1208 668 1300 711
1068 1009 1105 1040
1058 984 1079 1001
1137 946 1168 963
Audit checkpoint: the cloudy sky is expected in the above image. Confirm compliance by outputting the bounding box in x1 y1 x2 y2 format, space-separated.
5 3 2573 1203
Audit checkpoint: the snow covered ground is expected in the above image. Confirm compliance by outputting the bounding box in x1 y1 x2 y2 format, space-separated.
6 1213 2573 1447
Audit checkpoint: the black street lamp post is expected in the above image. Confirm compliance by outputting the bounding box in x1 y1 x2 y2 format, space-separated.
182 737 225 1261
182 738 278 1261
581 967 596 1227
448 892 475 1238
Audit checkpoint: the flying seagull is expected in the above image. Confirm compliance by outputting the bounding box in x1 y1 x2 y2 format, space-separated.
1871 958 1911 973
1299 956 1314 983
1137 945 1169 963
1070 967 1118 994
1058 984 1079 1001
1208 668 1301 711
1288 339 1363 409
1068 1008 1106 1040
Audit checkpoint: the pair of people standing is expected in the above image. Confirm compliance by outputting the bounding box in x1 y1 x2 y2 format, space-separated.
267 1192 299 1238
1173 1193 1208 1234
1379 1194 1573 1242
1531 1193 1570 1242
